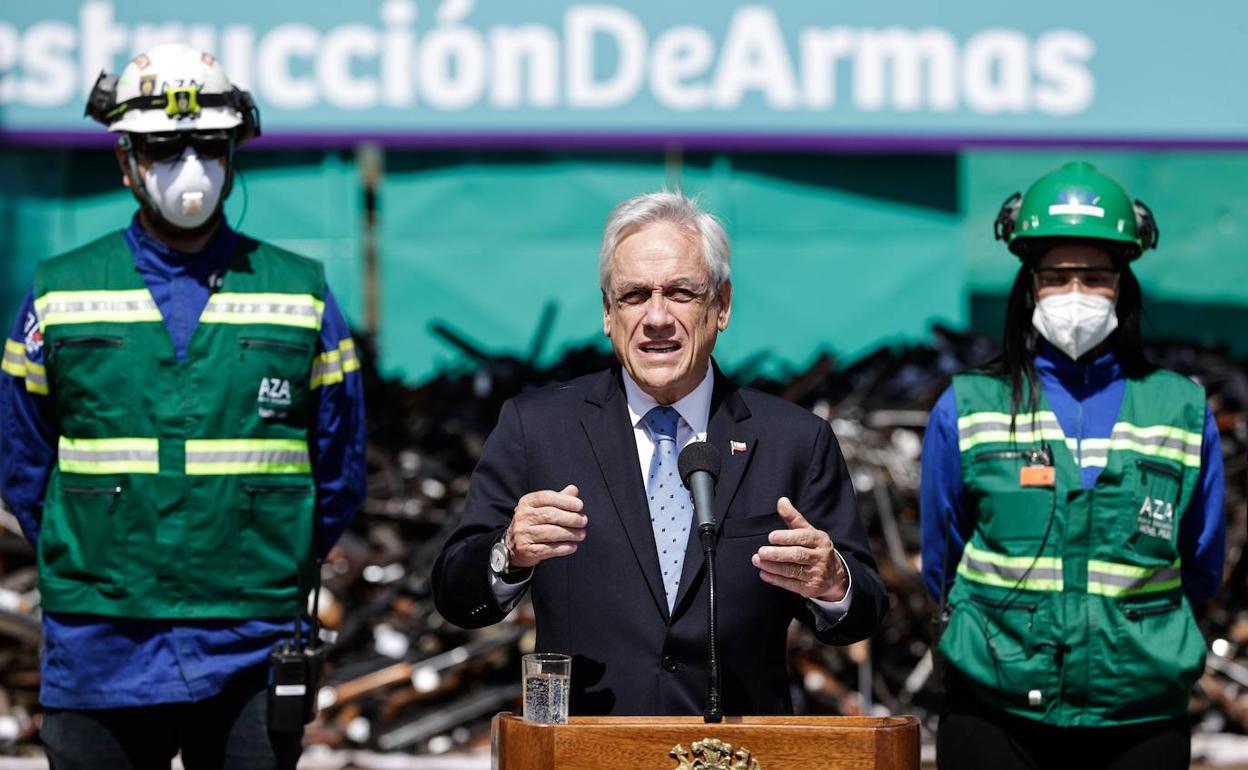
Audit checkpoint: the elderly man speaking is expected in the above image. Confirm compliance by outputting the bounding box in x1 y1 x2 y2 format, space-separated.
433 191 886 715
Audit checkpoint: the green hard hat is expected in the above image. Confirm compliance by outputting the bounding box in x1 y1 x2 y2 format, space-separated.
994 161 1158 260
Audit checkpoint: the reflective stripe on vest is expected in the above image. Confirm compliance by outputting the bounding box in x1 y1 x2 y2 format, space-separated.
956 541 1064 592
185 439 311 475
962 411 1201 469
957 411 1066 452
200 293 324 330
35 290 161 328
310 338 359 389
1087 559 1183 597
1109 423 1202 468
59 437 160 474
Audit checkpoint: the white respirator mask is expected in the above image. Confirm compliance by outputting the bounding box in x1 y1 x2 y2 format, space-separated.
1031 292 1119 361
141 148 227 230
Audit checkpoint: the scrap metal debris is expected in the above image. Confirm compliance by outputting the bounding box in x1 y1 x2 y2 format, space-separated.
0 323 1244 759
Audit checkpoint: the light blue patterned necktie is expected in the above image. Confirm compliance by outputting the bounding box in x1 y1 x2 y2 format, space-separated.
643 406 693 612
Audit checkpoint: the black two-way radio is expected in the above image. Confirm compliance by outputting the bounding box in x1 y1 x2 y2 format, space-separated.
268 560 326 733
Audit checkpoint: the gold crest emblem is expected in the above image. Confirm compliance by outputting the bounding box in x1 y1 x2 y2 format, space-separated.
670 738 762 770
139 74 157 97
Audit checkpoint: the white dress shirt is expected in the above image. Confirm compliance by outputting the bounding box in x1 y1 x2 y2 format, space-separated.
491 367 852 623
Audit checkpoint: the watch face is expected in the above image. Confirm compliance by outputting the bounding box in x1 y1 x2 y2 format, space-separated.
490 541 508 573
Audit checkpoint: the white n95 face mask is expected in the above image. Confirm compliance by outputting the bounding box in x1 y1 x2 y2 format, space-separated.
142 148 226 229
1032 292 1119 361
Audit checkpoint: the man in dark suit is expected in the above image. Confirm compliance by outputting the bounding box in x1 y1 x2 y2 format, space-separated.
432 191 887 715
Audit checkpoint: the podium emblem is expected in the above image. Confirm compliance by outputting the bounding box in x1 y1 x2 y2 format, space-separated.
670 738 762 770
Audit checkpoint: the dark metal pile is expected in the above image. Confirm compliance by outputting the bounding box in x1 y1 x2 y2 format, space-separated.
0 322 1245 757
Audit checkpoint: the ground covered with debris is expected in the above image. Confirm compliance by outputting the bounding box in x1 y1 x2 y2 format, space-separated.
1 325 1245 764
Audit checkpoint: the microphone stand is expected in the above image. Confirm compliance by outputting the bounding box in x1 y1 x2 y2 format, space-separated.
700 521 722 723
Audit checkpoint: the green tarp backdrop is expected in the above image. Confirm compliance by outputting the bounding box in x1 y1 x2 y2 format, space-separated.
1 148 1245 383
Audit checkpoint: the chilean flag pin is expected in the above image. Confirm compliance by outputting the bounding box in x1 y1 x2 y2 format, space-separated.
730 440 747 455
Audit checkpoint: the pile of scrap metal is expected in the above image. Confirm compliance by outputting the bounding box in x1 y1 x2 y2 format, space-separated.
0 322 1244 758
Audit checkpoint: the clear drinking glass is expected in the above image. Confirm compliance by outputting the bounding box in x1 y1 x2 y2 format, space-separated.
521 652 570 724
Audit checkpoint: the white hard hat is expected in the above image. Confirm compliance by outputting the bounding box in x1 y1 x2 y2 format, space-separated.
104 43 246 134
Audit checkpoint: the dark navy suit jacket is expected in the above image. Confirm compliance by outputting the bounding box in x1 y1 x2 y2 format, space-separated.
432 365 887 715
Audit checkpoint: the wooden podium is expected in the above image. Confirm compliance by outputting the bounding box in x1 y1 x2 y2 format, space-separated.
491 713 920 769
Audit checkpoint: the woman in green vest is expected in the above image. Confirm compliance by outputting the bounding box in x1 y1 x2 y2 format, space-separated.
920 162 1226 769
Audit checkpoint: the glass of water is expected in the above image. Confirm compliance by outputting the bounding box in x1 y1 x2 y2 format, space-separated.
522 652 570 724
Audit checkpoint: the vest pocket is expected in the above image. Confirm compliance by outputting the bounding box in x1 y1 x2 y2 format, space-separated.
940 593 1058 712
54 335 124 349
1123 459 1183 563
1092 596 1203 719
237 338 313 424
969 451 1057 547
237 481 315 592
42 480 125 593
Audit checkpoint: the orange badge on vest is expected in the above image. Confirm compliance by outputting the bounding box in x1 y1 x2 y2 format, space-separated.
1020 466 1055 487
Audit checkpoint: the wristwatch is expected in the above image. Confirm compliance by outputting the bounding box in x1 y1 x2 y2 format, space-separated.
490 531 532 583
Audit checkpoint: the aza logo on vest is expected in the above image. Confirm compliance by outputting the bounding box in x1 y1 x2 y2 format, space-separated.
1136 495 1175 540
257 376 292 418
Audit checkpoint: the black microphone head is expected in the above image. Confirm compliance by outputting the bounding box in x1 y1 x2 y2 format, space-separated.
678 441 721 486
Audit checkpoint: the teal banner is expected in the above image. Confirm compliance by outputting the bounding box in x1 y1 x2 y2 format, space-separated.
2 2 1246 147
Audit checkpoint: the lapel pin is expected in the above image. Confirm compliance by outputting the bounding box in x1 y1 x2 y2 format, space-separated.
730 440 747 455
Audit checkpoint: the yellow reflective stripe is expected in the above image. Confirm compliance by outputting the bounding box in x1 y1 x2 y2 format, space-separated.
1066 437 1111 468
2 340 26 377
1110 422 1202 467
310 339 360 390
23 360 48 395
1087 559 1183 597
339 338 359 373
35 290 161 327
958 411 1065 452
200 293 325 330
964 541 1061 571
1088 576 1183 597
310 350 343 390
957 410 1059 428
956 562 1064 592
957 542 1064 592
1113 422 1201 446
1088 559 1180 577
959 429 1066 452
185 439 311 475
58 437 159 474
1107 439 1201 468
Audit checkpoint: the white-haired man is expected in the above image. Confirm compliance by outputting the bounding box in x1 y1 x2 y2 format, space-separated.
433 191 886 715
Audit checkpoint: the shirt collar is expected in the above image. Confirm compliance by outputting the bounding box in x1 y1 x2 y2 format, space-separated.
124 214 238 274
622 365 714 438
1035 337 1122 387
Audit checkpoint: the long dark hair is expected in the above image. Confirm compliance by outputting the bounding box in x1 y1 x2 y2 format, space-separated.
980 243 1156 417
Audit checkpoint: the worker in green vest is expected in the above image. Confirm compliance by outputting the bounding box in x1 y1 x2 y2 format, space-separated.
0 43 366 769
919 162 1226 769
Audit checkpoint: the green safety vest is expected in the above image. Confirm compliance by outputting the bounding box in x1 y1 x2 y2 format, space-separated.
938 369 1208 727
33 231 351 620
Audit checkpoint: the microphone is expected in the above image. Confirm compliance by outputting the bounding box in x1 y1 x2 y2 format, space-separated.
678 442 721 537
678 441 724 723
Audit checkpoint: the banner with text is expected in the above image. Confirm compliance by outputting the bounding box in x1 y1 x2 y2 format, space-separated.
2 1 1246 148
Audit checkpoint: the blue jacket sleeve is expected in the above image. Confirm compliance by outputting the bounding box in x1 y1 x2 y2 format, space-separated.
1177 404 1225 606
0 288 57 545
920 385 973 602
309 288 367 558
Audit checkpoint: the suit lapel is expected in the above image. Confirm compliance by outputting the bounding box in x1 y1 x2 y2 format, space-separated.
580 369 671 623
671 367 755 615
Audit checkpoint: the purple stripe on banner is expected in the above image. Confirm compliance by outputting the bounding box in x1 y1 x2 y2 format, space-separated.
2 129 1248 153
